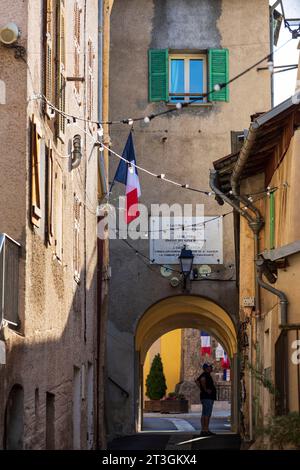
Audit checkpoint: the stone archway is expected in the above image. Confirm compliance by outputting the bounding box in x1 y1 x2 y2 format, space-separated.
135 295 239 432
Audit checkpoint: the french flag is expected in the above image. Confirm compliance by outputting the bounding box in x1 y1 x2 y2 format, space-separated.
112 132 141 224
200 331 211 355
221 352 230 369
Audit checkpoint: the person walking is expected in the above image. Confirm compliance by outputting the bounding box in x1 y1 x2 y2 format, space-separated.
195 363 217 436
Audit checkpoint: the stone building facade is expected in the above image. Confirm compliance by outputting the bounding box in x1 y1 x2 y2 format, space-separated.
0 0 103 449
107 0 271 439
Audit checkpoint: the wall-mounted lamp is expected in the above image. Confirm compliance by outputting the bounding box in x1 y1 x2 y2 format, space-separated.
0 23 25 59
0 23 20 45
178 245 194 291
71 134 82 170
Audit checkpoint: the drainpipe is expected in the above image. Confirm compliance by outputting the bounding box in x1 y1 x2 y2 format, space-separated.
210 169 254 224
231 123 259 197
256 258 288 326
256 258 289 414
210 170 264 314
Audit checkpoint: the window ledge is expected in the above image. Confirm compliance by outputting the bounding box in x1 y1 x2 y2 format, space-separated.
166 102 213 108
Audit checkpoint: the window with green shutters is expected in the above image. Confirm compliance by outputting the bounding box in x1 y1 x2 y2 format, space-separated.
148 48 229 103
148 49 169 102
208 49 229 102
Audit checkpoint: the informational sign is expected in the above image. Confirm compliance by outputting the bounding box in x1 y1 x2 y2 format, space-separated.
149 216 223 265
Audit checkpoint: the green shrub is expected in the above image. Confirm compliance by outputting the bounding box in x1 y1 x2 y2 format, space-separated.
145 354 167 400
261 413 300 449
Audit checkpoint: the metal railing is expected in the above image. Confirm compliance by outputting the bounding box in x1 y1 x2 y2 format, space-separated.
0 234 20 328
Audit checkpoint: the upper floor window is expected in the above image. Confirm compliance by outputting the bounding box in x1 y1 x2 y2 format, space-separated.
74 2 82 95
169 54 207 104
43 0 66 139
148 48 229 104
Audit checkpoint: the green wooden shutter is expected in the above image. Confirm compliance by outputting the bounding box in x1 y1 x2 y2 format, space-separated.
208 49 229 102
148 49 168 102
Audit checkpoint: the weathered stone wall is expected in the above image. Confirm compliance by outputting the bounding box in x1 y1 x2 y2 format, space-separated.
0 0 99 449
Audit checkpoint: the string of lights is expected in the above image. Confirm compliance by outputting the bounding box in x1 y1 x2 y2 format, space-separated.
100 140 284 200
39 111 287 203
32 37 292 127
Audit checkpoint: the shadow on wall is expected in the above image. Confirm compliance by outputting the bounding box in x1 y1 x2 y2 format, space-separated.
0 251 102 450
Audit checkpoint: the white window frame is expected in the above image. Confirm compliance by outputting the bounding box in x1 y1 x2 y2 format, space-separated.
169 53 207 104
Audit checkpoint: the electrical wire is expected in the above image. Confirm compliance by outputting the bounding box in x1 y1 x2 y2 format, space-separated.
31 37 293 126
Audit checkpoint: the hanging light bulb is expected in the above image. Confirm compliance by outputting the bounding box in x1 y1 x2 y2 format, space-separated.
214 84 221 92
248 196 253 202
268 60 274 73
144 116 150 124
97 125 104 138
176 102 182 109
128 164 134 174
99 144 104 152
182 184 189 189
158 174 165 179
128 118 134 126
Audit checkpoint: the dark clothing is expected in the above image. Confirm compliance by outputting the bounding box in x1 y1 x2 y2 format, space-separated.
197 371 217 401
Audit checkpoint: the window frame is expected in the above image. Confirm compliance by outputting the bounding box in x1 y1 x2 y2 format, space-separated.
73 195 81 283
168 53 207 105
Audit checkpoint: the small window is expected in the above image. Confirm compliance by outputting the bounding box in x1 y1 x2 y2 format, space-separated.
148 48 229 103
169 54 207 104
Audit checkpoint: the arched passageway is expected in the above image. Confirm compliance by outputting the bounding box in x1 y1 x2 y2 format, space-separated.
135 295 239 433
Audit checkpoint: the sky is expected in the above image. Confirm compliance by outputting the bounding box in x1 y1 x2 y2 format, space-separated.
272 0 300 105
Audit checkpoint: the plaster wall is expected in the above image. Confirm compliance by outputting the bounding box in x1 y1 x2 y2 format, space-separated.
0 0 99 449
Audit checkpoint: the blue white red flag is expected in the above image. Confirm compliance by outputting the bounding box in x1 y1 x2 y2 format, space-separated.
221 352 230 369
200 331 211 355
111 132 141 224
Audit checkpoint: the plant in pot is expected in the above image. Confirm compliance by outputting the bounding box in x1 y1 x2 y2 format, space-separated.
162 392 189 413
144 354 167 412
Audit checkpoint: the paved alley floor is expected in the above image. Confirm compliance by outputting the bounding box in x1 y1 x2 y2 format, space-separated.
108 411 240 450
108 432 241 450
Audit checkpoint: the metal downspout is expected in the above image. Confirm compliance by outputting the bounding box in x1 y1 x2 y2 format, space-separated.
231 123 259 197
256 260 288 326
256 259 289 414
209 170 254 224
